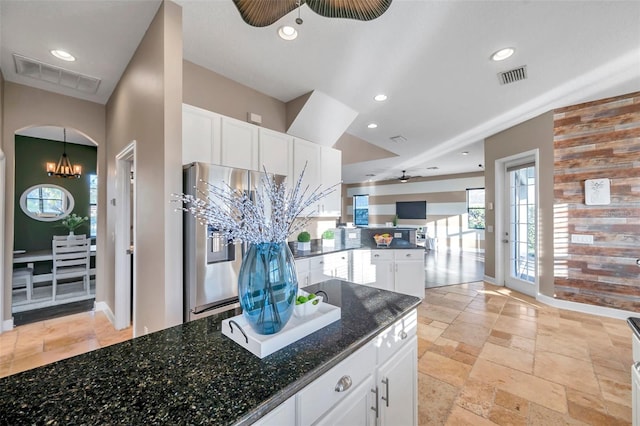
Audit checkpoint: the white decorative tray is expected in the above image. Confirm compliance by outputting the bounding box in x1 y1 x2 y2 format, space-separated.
221 303 341 358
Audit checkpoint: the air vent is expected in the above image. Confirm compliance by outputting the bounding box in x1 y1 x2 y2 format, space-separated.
498 65 527 85
390 135 407 143
13 54 101 94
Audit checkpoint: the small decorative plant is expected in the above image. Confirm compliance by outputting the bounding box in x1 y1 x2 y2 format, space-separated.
297 231 311 251
322 229 335 247
59 213 89 233
392 214 398 226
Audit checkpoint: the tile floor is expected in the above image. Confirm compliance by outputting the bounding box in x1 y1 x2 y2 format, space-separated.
418 281 633 425
0 310 132 378
0 282 633 426
425 250 485 288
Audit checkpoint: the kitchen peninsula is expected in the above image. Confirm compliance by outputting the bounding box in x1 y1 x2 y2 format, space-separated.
0 280 420 425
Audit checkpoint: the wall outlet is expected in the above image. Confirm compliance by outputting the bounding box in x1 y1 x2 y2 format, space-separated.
571 234 594 244
394 232 402 238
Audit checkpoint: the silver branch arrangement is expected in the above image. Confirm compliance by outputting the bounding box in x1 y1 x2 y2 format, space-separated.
173 165 339 244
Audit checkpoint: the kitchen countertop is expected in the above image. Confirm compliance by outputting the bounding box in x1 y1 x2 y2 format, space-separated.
0 280 420 425
289 240 359 259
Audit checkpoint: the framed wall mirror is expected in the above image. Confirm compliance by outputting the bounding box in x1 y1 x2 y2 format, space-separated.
19 184 75 222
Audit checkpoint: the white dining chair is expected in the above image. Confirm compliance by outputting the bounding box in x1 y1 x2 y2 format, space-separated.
52 235 91 301
12 266 34 301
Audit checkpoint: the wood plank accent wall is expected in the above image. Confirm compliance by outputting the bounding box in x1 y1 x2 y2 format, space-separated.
553 91 640 311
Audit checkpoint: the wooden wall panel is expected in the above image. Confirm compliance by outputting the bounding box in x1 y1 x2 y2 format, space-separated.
553 91 640 311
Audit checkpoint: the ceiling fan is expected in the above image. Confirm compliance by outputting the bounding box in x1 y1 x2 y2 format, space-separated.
232 0 393 27
398 170 411 183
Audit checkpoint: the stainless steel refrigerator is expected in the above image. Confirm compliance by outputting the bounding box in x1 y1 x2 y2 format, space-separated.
182 162 285 322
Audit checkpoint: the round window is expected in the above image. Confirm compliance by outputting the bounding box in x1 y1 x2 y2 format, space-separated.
19 184 75 222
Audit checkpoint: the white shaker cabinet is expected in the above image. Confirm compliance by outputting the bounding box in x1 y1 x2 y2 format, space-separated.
182 104 221 165
394 250 426 299
376 337 418 425
292 138 321 215
252 396 296 426
295 258 310 288
315 376 376 426
309 252 350 285
258 128 292 176
220 116 259 171
354 249 425 299
318 146 342 217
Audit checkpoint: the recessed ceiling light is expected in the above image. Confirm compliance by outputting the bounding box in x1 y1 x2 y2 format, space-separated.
278 25 298 41
491 47 515 61
461 151 469 155
367 123 378 129
50 49 75 61
374 94 387 102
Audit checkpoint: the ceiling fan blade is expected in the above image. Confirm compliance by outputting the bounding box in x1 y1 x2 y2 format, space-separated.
305 0 392 21
232 0 299 27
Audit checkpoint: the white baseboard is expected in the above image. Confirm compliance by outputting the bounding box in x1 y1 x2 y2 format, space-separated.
94 301 116 326
483 275 498 285
536 293 637 321
2 318 14 331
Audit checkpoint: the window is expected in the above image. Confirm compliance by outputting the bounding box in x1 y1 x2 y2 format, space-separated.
467 188 485 229
353 195 369 226
19 184 75 221
89 174 98 238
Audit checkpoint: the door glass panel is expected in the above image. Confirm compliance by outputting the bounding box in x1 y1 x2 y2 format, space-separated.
509 165 536 283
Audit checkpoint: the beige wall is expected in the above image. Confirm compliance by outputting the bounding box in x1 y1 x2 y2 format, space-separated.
183 60 287 133
1 82 106 322
484 111 555 295
105 1 183 335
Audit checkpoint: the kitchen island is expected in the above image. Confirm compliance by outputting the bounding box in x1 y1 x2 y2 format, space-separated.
0 280 420 425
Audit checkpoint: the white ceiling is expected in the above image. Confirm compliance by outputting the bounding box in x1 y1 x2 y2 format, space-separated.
2 0 639 183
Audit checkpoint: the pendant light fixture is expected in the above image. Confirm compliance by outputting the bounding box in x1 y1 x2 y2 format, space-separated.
46 128 82 178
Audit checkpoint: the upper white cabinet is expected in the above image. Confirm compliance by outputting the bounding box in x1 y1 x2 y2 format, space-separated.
183 104 342 217
319 146 342 217
258 128 292 176
220 116 258 171
182 104 221 165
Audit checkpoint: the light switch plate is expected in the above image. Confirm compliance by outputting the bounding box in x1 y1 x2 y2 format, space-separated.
571 234 594 244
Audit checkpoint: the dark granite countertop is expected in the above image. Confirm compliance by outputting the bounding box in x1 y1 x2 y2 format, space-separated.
627 317 640 339
289 240 360 259
0 280 420 425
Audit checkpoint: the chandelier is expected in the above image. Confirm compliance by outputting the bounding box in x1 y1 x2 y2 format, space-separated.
45 128 82 178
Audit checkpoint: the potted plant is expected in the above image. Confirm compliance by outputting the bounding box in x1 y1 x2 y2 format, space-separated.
297 231 311 251
59 213 89 236
392 214 399 227
322 229 335 247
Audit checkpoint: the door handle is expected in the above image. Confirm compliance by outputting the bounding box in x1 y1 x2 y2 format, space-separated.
334 375 352 392
501 239 509 243
370 386 379 418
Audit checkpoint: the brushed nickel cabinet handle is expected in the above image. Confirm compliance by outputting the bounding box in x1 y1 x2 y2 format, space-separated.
400 330 408 340
335 375 352 392
381 377 390 407
370 386 379 418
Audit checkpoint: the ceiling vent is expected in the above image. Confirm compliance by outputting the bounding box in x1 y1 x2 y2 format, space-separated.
498 65 527 85
13 54 101 94
390 135 407 143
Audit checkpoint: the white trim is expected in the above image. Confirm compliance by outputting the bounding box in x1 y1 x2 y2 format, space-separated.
94 301 116 326
483 275 498 285
536 293 637 321
0 149 4 333
114 141 135 331
2 318 13 331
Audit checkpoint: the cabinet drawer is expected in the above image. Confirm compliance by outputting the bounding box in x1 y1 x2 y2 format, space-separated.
297 341 376 426
394 250 424 261
376 309 418 365
309 255 328 270
370 250 394 261
295 258 310 274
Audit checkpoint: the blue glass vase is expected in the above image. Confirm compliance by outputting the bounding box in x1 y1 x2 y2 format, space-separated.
238 242 298 335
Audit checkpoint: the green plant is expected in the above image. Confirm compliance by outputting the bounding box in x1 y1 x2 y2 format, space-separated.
392 214 398 226
297 231 311 242
322 229 334 240
60 213 89 231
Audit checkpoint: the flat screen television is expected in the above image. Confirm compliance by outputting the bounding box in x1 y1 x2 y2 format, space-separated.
396 201 427 219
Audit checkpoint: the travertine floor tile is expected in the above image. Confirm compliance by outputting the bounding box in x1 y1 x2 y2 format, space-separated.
455 378 495 417
479 342 533 374
418 373 458 426
534 350 601 395
445 405 498 426
419 351 472 388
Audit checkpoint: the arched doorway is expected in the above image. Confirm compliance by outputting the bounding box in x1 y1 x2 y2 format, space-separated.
11 126 99 324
